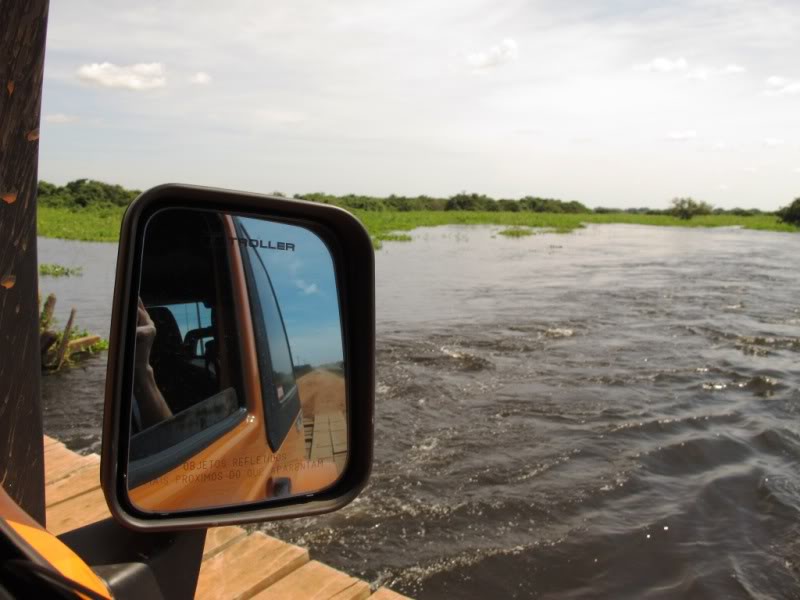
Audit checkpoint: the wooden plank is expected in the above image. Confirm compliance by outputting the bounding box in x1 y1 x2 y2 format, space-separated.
203 526 248 560
44 441 65 456
45 462 100 507
46 488 111 535
39 436 416 600
44 445 99 485
67 335 101 353
310 444 333 461
195 532 308 600
253 560 370 600
310 415 333 461
313 415 331 438
331 430 347 454
369 589 412 600
329 415 346 432
334 454 347 473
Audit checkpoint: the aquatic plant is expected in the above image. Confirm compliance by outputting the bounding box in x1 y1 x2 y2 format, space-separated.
376 233 413 242
498 227 535 237
39 293 108 371
39 263 83 277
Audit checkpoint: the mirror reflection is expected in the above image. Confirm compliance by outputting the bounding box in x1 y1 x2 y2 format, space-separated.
127 208 346 513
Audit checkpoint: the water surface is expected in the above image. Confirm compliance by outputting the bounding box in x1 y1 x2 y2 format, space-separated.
40 225 800 599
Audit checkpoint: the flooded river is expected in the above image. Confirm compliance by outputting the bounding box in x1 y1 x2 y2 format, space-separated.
40 224 800 599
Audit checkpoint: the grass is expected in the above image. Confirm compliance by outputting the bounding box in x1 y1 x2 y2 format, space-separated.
376 232 413 242
39 206 125 242
498 227 536 238
39 263 83 277
353 210 799 244
38 205 800 248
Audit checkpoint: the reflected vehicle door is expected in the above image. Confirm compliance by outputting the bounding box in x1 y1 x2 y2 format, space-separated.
128 212 316 513
234 217 302 453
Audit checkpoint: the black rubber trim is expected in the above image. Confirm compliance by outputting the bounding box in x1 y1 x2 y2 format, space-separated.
59 519 205 599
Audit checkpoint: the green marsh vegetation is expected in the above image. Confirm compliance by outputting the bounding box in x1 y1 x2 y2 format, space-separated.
498 227 536 237
36 180 800 247
39 263 83 277
38 179 135 242
38 292 108 371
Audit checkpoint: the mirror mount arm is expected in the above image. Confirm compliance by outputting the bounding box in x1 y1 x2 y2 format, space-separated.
58 518 206 600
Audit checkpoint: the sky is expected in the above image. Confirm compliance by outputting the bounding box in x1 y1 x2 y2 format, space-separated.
237 217 343 368
39 0 800 210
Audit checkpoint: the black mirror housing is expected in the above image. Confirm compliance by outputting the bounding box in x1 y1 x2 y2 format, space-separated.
101 184 374 531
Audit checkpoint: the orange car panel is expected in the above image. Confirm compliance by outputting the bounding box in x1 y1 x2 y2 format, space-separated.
0 487 111 599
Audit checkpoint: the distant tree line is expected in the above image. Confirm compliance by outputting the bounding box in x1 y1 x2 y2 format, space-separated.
37 180 797 224
777 198 800 226
298 191 591 213
38 179 140 208
596 199 770 218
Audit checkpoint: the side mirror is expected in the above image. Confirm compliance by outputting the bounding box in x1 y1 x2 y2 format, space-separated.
101 185 374 530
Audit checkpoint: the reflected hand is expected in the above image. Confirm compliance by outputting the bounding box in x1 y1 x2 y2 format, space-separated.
134 297 172 428
135 298 157 375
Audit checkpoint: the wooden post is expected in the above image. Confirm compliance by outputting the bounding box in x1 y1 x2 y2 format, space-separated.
41 292 56 329
0 0 50 525
53 307 75 370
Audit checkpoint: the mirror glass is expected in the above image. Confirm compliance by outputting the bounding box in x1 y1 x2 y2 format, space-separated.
127 208 347 513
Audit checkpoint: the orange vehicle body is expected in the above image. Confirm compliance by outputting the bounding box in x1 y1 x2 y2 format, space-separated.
0 487 111 599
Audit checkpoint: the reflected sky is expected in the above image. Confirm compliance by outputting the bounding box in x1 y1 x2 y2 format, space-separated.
237 216 343 367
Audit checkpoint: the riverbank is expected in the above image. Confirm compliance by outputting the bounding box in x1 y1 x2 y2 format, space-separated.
38 206 799 247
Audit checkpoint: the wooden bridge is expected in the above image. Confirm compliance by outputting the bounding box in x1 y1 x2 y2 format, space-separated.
43 435 408 600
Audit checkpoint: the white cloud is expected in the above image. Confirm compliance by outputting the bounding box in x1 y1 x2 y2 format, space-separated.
76 62 166 90
687 63 744 81
794 167 800 174
466 39 518 70
763 75 800 96
190 71 211 85
44 113 78 124
294 279 319 295
255 108 307 124
635 57 688 73
763 137 784 147
686 67 709 81
720 64 745 74
718 183 730 190
765 81 800 96
766 76 789 87
666 130 697 141
743 166 758 173
713 141 728 150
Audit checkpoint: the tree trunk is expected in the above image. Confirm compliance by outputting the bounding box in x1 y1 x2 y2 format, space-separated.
0 0 50 525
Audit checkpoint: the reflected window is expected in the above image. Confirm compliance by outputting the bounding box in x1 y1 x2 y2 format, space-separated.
236 218 301 451
155 302 213 358
129 210 247 486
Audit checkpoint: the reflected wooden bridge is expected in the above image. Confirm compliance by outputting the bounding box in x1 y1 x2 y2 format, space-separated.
44 435 409 600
